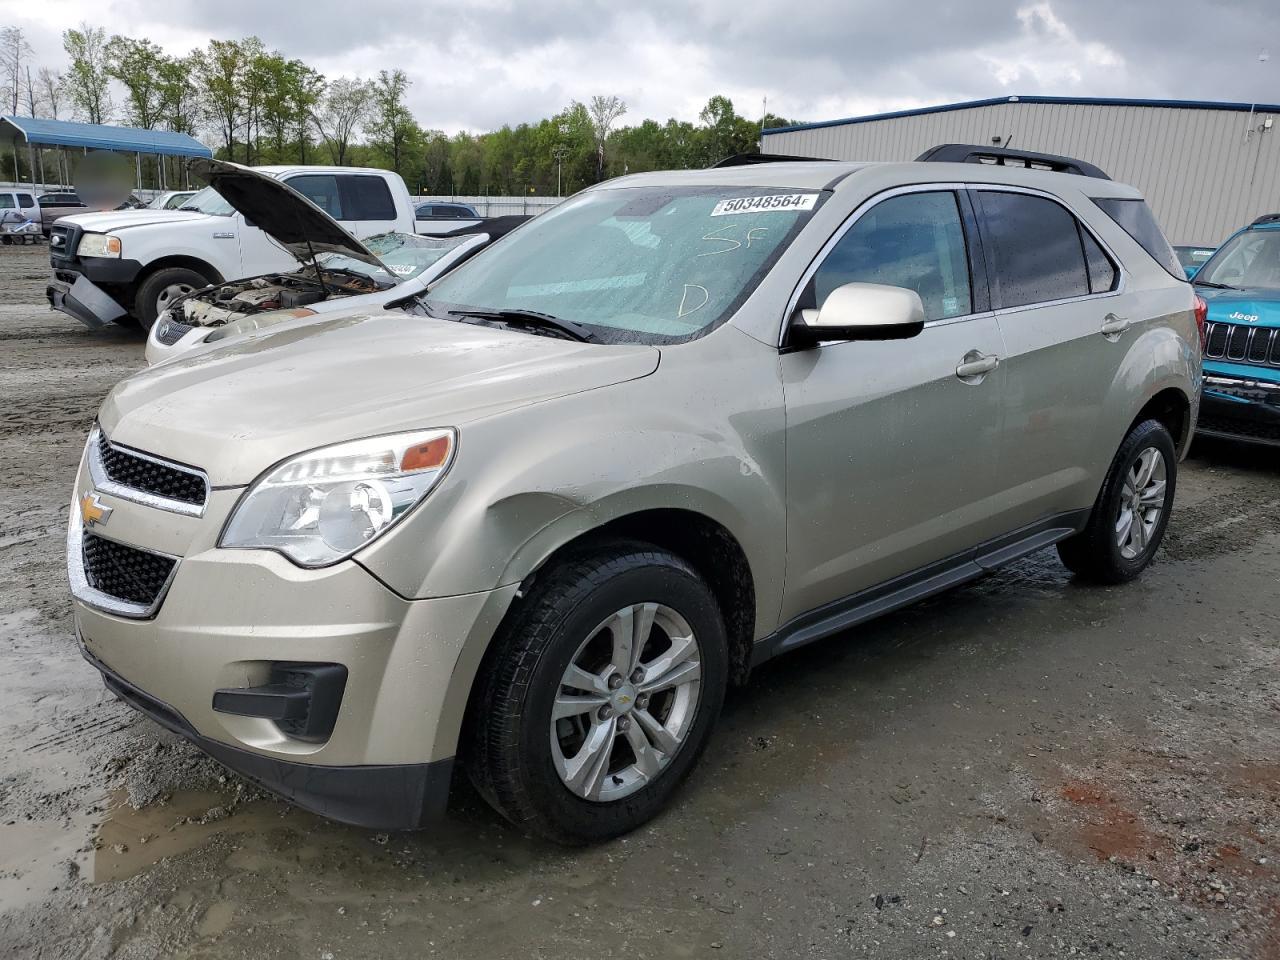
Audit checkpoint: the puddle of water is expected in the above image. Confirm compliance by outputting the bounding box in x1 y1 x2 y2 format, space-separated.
0 817 92 913
90 788 297 884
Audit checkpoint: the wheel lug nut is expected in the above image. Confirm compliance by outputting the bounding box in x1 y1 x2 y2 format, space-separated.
630 668 644 684
608 674 623 690
599 705 613 720
617 717 630 732
637 695 649 709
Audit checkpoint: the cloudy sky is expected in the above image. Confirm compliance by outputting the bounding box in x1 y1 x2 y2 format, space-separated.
3 0 1277 133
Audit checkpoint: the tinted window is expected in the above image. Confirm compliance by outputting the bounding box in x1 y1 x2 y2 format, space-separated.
17 194 34 209
0 195 13 209
287 175 343 219
1092 197 1182 279
342 175 396 220
1081 229 1117 293
810 191 972 321
978 192 1089 308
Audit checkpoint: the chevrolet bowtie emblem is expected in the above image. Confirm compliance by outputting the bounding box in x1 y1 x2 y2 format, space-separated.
80 492 112 527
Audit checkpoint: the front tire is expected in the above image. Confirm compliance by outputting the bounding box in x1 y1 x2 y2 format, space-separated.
134 266 210 329
465 541 728 845
1057 419 1177 583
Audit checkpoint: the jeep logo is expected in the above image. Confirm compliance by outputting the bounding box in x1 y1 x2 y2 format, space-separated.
1229 311 1260 323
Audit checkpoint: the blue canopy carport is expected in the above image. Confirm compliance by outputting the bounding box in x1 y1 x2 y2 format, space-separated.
0 116 212 193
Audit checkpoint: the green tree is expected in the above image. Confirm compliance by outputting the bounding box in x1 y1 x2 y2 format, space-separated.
63 23 113 124
105 36 167 129
366 69 416 176
157 53 202 135
313 77 372 165
587 94 626 182
196 38 254 157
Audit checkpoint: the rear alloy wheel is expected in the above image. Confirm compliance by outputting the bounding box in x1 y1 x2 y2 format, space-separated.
1058 418 1177 583
466 541 728 845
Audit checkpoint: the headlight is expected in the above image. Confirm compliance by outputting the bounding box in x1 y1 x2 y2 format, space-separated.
76 233 122 258
220 429 455 567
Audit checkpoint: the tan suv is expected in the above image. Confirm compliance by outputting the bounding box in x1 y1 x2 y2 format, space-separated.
69 146 1201 844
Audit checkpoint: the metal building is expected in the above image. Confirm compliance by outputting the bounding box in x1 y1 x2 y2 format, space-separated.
762 96 1280 245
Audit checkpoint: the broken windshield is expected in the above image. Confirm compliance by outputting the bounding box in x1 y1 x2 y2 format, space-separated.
425 185 823 345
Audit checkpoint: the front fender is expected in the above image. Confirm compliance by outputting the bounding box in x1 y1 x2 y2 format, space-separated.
357 327 788 634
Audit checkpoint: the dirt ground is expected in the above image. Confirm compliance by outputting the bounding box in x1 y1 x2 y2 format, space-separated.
1 242 1278 959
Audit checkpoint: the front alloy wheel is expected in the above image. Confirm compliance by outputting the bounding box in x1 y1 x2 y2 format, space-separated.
465 541 728 845
552 602 702 802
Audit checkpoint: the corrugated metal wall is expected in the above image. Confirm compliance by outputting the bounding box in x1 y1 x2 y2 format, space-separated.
764 101 1280 244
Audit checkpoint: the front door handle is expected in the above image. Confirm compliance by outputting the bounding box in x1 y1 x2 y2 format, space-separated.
1100 313 1130 339
956 351 1000 382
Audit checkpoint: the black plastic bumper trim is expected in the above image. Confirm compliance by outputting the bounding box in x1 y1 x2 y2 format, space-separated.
79 640 453 830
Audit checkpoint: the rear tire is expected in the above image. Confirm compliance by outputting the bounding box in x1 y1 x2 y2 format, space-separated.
465 540 728 845
135 267 210 330
1057 419 1177 584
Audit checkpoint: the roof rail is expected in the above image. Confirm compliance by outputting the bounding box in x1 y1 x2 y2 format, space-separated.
1250 212 1280 226
711 152 835 168
915 143 1110 180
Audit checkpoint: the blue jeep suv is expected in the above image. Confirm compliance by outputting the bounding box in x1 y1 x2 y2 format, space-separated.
1193 214 1280 447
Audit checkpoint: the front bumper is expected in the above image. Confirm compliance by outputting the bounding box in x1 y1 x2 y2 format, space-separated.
47 275 129 328
1199 370 1280 447
68 438 519 828
81 640 455 829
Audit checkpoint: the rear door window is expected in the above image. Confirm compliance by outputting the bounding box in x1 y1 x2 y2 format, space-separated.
0 195 14 209
1092 197 1182 279
976 191 1090 308
808 190 973 321
1081 229 1117 293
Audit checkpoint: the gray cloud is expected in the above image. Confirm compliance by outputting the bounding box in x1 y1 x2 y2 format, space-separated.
5 0 1279 134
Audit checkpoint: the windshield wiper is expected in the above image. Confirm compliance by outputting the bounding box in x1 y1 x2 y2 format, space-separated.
1193 279 1237 290
448 308 598 343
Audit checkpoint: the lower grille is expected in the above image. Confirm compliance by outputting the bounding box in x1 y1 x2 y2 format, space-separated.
1198 414 1280 445
1203 321 1280 369
82 533 177 607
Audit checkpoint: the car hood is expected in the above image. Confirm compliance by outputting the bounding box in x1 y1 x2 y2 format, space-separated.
101 312 660 486
189 158 386 271
1198 287 1280 329
53 209 214 232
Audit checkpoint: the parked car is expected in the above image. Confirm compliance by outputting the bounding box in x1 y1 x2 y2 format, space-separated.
1174 244 1216 279
147 190 198 210
69 145 1198 844
0 188 41 243
144 163 528 364
47 161 420 329
415 201 482 235
1193 213 1280 446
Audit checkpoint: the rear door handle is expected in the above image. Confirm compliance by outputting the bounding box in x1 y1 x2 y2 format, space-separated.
1100 313 1129 338
956 351 999 381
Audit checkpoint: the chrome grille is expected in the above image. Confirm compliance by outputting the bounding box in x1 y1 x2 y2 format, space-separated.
154 318 194 346
1202 321 1280 369
89 426 208 516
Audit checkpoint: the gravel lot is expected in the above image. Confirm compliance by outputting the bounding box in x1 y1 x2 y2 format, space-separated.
1 242 1278 960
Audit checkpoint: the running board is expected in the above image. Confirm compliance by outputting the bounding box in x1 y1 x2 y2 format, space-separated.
751 511 1088 668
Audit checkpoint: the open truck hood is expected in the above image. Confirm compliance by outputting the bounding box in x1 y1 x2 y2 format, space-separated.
188 158 388 272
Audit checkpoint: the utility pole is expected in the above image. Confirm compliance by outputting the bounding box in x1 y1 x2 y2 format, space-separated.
552 144 570 197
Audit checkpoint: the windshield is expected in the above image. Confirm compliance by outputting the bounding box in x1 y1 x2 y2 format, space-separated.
317 232 474 285
425 185 822 344
1174 245 1215 271
178 186 235 217
1195 230 1280 291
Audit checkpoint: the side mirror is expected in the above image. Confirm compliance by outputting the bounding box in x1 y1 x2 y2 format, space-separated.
789 282 926 348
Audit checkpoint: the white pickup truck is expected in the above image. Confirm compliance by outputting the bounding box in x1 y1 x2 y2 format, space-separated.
47 164 419 329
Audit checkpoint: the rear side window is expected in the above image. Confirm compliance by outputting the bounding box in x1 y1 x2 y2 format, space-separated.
1092 197 1182 279
18 194 34 208
809 190 973 321
0 195 13 209
342 175 396 220
977 191 1090 308
288 175 342 219
1081 229 1117 293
